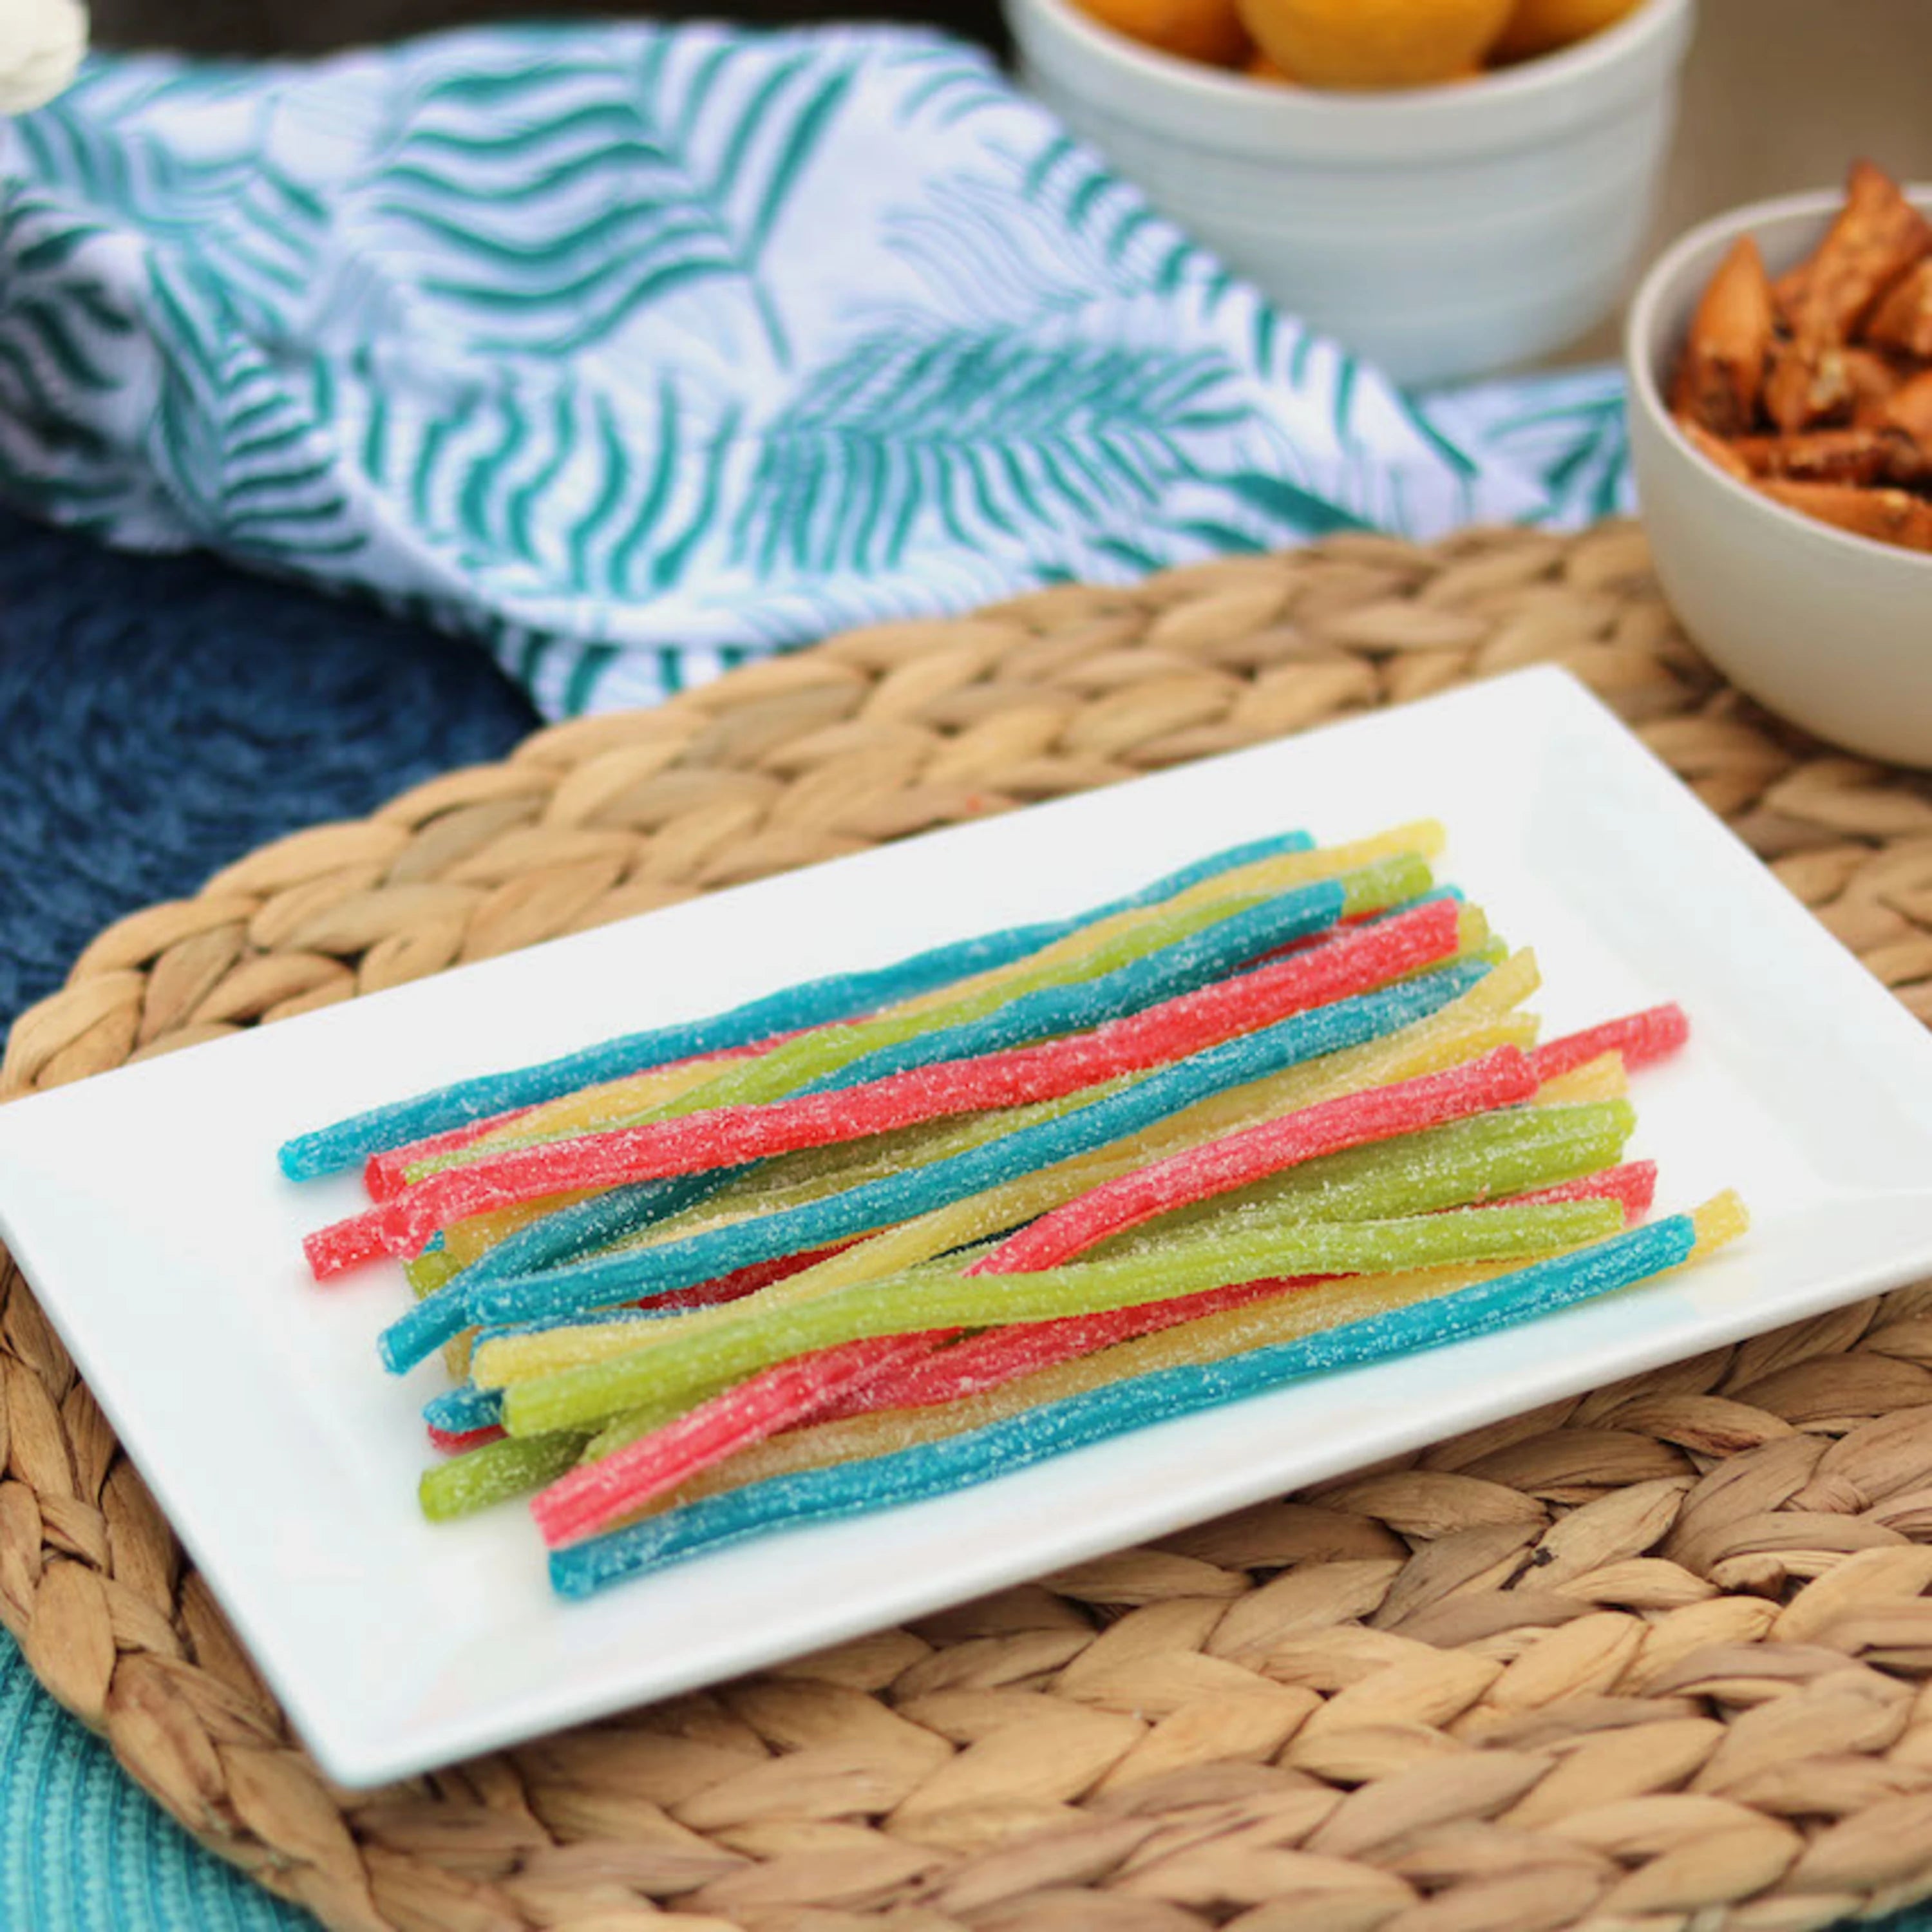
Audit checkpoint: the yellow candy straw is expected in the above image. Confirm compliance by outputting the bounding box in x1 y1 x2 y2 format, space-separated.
449 1048 767 1168
1536 1050 1629 1106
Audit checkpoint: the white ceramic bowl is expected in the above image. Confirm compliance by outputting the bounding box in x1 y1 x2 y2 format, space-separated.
1004 0 1694 386
1625 187 1932 768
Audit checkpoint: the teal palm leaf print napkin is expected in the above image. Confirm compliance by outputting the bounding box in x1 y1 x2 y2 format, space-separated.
0 24 1558 717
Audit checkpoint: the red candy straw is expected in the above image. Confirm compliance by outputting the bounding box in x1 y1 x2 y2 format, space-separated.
1530 1005 1688 1085
307 898 1463 1277
428 1424 504 1455
531 1332 941 1546
363 1035 794 1199
1499 1160 1657 1223
365 1107 540 1201
973 1046 1539 1276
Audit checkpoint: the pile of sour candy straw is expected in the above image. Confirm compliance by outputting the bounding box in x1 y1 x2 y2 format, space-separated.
281 821 1746 1600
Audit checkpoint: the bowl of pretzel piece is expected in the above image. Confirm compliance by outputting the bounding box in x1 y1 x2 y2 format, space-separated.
1625 161 1932 768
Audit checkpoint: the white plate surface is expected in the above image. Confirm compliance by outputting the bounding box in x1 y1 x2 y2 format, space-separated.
5 665 1932 1787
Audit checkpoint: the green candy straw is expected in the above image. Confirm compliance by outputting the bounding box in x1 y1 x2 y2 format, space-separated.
1118 1099 1636 1248
418 1432 588 1522
497 1198 1621 1438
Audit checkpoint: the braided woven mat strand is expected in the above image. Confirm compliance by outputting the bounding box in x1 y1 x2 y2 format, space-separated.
10 520 1932 1932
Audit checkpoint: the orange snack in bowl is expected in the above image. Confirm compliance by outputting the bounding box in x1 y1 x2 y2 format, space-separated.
1234 0 1511 88
1668 160 1932 558
1755 481 1932 554
1493 0 1643 62
1245 50 1296 80
1882 369 1932 445
1075 0 1251 66
1669 236 1773 437
1775 159 1932 345
1869 259 1932 359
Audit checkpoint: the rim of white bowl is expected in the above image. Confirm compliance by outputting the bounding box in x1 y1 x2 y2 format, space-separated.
1624 182 1932 575
1005 0 1694 157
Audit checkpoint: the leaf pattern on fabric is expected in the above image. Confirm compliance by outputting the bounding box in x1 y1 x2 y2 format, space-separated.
733 331 1244 577
361 39 851 365
0 24 1564 719
1418 368 1634 530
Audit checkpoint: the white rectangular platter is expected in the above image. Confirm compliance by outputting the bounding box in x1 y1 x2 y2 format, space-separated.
5 665 1932 1788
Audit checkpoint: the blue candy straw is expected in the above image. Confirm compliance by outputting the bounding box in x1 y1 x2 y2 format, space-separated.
422 1384 504 1435
377 960 1486 1372
549 1214 1698 1598
800 866 1406 1094
279 831 1314 1180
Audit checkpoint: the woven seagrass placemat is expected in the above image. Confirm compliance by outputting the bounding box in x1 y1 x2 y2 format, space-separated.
9 520 1932 1932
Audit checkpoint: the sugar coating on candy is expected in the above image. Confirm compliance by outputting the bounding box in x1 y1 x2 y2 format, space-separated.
1530 1005 1689 1084
419 1432 588 1522
312 883 1452 1274
430 962 1490 1358
531 1333 940 1545
478 1097 1636 1398
549 1205 1743 1596
280 818 1734 1604
974 1043 1537 1274
497 1197 1620 1439
278 828 1323 1180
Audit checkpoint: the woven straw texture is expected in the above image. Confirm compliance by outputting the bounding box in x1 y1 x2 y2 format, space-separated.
9 520 1932 1932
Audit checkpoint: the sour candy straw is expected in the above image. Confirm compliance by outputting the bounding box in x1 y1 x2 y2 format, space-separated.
498 1197 1622 1438
460 979 1554 1390
549 1197 1746 1596
529 1334 942 1544
377 961 1490 1370
1530 1005 1689 1084
315 886 1454 1275
973 1043 1538 1274
618 1261 1524 1508
421 1432 587 1522
284 826 1386 1181
418 925 1533 1311
557 1097 1638 1447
